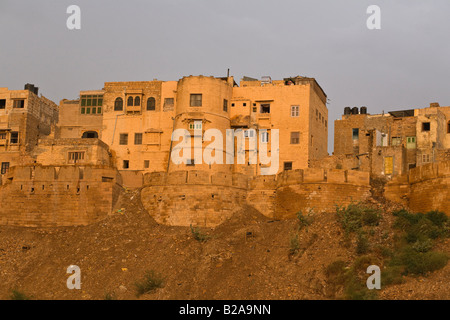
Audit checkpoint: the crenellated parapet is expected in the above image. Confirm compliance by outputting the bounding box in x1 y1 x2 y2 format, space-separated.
385 161 450 214
0 164 122 227
140 169 371 227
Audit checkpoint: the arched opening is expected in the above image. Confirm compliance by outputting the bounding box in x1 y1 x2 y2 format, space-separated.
82 131 98 139
114 97 123 111
127 96 134 107
147 97 156 111
134 96 141 106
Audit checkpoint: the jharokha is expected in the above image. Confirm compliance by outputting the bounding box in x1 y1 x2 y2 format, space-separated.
0 76 449 227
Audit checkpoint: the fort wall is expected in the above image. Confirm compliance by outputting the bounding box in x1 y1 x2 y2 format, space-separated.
141 169 371 227
0 165 122 227
385 161 450 214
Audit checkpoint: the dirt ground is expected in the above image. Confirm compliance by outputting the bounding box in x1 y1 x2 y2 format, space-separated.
0 189 448 300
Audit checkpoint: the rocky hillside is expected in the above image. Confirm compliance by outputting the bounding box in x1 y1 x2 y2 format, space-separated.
0 189 448 300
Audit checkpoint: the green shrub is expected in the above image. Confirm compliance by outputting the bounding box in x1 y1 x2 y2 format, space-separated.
356 232 370 255
190 225 209 242
134 270 164 297
325 257 379 300
362 208 382 226
391 247 448 275
411 239 433 253
9 289 30 300
381 266 404 286
104 291 116 300
296 210 314 231
425 211 448 228
336 203 381 235
344 276 378 300
289 234 300 255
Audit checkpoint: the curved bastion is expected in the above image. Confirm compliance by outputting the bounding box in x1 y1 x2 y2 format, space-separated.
141 168 372 227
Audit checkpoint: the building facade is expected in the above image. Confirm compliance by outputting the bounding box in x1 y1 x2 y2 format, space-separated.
57 75 328 177
332 103 450 177
0 84 58 175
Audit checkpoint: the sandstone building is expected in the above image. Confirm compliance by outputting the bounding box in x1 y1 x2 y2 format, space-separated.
57 75 329 178
0 84 58 173
320 103 450 178
0 76 448 228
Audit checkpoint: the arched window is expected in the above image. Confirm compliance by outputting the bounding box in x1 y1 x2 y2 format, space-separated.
127 96 134 107
134 96 141 106
114 98 123 111
82 131 98 139
147 97 156 111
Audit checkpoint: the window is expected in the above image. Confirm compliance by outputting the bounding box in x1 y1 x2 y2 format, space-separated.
291 106 299 117
190 94 202 107
147 97 156 111
0 99 5 109
0 132 6 140
119 133 128 145
134 133 143 145
10 132 19 144
244 130 255 138
231 103 235 107
352 128 359 140
260 104 270 114
325 120 328 128
1 162 9 174
189 121 202 130
422 154 431 164
144 160 150 169
68 152 85 164
127 96 134 107
422 122 431 132
82 131 98 139
252 107 257 112
447 121 450 134
123 160 130 169
290 132 300 144
13 100 25 108
164 98 174 111
407 137 416 149
391 137 401 146
223 99 228 112
81 95 103 108
243 103 247 107
134 96 141 106
261 132 269 143
284 162 293 171
114 98 123 111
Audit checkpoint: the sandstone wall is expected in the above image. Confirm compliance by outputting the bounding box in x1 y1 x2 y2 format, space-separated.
247 169 371 219
385 161 450 214
0 165 122 227
141 171 247 227
141 168 371 227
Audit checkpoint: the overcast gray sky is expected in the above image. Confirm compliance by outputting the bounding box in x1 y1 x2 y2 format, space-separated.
1 0 449 153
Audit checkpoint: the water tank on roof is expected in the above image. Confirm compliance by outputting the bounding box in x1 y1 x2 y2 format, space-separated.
344 107 351 115
360 106 367 114
352 107 359 115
